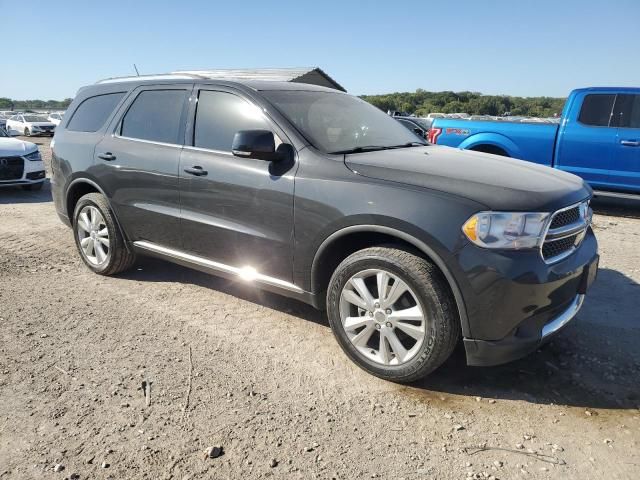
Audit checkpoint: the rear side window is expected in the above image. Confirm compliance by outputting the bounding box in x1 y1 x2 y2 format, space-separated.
194 90 270 151
121 90 187 144
612 94 640 129
67 92 125 132
578 94 615 127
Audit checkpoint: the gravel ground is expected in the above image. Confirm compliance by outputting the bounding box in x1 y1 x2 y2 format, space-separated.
0 137 639 480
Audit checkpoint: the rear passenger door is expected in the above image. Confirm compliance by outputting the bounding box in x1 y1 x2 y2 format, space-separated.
610 94 640 192
179 86 296 282
94 84 191 248
555 93 617 187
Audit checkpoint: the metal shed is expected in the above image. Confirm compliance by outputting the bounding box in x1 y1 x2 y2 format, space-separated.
171 67 346 92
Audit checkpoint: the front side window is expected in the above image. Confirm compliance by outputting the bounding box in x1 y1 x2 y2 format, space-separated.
612 94 640 129
578 94 615 127
194 90 270 151
121 90 187 144
67 92 125 132
262 90 424 154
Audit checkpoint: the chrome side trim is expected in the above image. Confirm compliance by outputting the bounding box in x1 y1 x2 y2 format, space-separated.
133 240 304 294
541 294 585 338
113 134 183 149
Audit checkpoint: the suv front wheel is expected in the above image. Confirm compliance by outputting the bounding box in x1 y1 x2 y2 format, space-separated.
72 193 135 275
326 246 460 383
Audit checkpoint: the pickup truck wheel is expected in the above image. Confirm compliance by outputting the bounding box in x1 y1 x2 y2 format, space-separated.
326 246 460 383
72 193 135 275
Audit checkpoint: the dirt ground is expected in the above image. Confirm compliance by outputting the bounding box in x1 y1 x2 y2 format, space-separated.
0 136 638 480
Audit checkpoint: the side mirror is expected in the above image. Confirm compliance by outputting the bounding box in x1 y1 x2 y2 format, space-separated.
232 130 280 161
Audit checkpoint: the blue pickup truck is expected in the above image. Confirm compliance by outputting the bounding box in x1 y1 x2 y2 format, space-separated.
429 87 640 195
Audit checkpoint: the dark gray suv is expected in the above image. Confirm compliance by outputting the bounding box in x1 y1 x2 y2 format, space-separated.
51 75 599 382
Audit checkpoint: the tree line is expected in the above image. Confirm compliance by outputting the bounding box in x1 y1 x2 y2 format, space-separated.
0 97 72 111
1 89 567 118
360 89 566 117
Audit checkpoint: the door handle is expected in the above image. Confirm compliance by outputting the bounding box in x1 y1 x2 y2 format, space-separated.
620 140 640 147
98 152 116 161
184 166 208 176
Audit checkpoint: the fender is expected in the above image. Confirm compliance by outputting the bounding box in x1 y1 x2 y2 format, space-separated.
65 177 133 250
311 224 471 337
458 132 520 158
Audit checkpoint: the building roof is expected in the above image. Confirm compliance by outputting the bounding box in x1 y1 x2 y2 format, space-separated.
173 67 346 92
97 67 346 92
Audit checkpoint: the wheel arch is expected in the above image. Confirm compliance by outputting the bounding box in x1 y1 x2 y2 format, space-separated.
458 132 518 158
65 177 132 249
310 225 470 336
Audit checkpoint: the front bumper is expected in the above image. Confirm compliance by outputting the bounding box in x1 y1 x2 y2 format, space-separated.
464 293 586 366
457 228 599 366
0 158 46 186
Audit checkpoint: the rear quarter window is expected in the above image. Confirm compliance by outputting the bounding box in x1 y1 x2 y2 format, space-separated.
66 92 125 132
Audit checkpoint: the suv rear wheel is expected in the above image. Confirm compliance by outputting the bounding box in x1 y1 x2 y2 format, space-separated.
326 246 459 383
72 193 135 275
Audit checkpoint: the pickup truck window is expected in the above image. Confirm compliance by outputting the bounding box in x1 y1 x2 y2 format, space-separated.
262 90 420 154
194 91 270 151
613 94 640 128
578 94 616 127
120 90 187 144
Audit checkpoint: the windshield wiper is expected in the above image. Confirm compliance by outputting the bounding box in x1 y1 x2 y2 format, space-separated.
331 142 428 154
387 141 428 148
329 145 395 155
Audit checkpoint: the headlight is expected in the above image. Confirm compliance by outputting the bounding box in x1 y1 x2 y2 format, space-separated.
24 150 42 161
462 211 550 249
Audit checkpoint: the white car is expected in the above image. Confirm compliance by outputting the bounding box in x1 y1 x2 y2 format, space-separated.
0 127 46 190
47 112 65 126
5 114 56 136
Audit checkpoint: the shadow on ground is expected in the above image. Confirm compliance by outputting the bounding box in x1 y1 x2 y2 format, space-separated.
592 195 640 219
120 255 639 411
0 180 52 205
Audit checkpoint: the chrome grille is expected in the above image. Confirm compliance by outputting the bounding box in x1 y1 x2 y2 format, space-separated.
0 156 24 181
541 201 590 263
549 205 580 229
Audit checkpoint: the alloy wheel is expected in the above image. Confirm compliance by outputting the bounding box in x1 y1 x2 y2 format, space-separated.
339 268 427 366
76 205 110 266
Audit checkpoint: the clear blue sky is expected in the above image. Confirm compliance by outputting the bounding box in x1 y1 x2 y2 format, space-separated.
2 0 639 100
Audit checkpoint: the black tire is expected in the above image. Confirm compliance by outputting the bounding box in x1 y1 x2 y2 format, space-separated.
72 192 136 275
326 246 460 383
24 127 30 137
22 182 43 191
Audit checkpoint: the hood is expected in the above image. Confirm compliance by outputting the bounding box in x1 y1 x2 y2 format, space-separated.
345 146 591 211
0 137 38 157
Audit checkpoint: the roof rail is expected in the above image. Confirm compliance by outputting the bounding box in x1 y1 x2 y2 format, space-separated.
95 73 206 84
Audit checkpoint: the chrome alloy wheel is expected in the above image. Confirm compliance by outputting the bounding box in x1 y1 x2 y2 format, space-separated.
76 205 110 266
339 269 427 366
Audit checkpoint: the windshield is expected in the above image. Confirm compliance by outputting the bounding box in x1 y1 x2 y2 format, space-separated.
24 115 48 122
262 91 425 154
